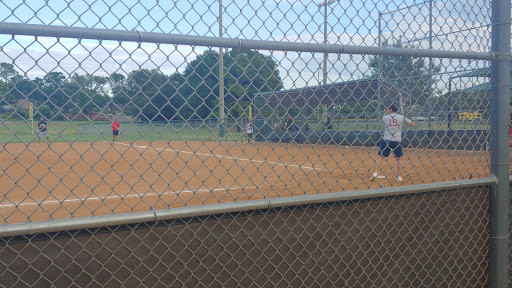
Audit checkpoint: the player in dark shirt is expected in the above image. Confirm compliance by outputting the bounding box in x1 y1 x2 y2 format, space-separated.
37 117 50 144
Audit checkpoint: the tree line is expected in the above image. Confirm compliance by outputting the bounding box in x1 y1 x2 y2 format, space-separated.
0 49 283 121
0 40 487 123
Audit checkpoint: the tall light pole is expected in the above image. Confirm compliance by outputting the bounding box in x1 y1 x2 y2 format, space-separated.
317 0 337 86
317 0 337 124
377 11 382 129
427 0 433 129
218 0 225 137
322 1 327 86
378 0 433 127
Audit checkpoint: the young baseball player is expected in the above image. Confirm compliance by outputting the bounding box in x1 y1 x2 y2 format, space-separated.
246 120 253 143
36 117 50 144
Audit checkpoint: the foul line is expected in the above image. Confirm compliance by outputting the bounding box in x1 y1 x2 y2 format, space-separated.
116 142 324 171
1 142 322 209
0 185 259 209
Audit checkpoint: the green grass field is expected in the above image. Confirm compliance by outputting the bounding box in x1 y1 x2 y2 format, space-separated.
0 119 488 144
0 120 247 143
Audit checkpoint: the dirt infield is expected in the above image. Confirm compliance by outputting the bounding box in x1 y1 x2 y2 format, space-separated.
0 141 488 224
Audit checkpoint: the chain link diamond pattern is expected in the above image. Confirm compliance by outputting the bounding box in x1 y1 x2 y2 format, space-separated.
0 0 504 286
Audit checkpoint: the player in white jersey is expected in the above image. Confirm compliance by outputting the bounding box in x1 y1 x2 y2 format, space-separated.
370 104 414 182
246 120 253 143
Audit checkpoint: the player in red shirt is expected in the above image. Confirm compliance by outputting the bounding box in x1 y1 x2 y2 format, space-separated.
112 118 120 142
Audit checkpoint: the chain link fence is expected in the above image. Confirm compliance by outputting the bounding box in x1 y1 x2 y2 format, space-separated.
0 187 491 287
0 0 509 286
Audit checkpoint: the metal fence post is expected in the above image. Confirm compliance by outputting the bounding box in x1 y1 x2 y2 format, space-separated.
489 0 511 285
218 0 226 138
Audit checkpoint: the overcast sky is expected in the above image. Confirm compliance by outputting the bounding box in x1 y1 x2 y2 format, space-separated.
0 0 492 91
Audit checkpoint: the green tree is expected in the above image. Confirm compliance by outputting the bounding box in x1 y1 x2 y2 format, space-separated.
179 50 222 119
11 75 33 101
0 81 13 105
111 72 130 110
34 72 67 118
0 63 19 106
124 69 179 121
164 72 186 120
36 105 53 120
368 39 440 108
65 73 110 117
224 49 283 119
180 49 283 120
0 63 19 82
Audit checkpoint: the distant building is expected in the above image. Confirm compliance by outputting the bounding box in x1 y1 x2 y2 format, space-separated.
17 99 30 110
254 77 411 122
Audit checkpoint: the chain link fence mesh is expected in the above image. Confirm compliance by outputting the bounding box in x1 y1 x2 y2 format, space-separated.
1 187 490 287
0 0 508 286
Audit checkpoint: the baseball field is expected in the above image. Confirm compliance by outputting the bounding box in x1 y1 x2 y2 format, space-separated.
0 140 488 224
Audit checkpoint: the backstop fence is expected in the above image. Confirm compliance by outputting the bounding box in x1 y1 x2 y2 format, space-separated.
0 0 509 286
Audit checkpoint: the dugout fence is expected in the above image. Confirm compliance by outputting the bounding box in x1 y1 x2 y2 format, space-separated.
0 0 509 286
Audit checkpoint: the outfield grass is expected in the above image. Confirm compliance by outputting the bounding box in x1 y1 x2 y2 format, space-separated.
0 119 488 144
0 120 247 143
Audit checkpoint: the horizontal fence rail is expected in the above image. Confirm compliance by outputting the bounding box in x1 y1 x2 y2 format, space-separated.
0 22 495 60
0 177 497 238
0 185 492 287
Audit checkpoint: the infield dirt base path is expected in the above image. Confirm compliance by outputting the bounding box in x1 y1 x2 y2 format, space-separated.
0 141 488 224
